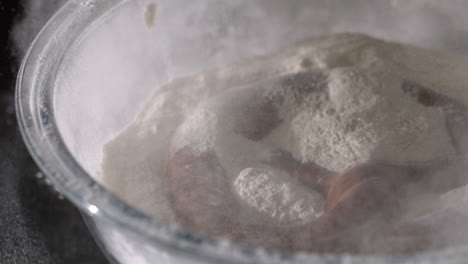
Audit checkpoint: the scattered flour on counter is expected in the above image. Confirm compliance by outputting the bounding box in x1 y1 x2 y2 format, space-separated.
101 33 468 226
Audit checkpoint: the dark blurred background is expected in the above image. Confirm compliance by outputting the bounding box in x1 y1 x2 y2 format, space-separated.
0 1 109 263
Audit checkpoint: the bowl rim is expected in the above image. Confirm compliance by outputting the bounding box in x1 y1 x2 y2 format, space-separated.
15 1 289 263
14 0 468 263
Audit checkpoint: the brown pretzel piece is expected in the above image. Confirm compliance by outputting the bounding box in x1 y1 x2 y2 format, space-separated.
166 75 468 253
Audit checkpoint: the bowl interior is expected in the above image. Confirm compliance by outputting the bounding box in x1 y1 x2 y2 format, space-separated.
37 0 468 261
55 0 468 182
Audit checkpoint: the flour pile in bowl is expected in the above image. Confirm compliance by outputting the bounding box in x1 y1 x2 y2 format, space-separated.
101 34 468 253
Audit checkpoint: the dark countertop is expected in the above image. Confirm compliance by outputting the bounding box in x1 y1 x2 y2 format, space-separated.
0 2 109 263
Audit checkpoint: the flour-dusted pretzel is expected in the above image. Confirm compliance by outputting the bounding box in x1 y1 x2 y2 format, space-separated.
167 71 468 253
167 71 329 242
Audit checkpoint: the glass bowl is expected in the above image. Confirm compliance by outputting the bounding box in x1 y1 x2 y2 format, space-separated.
16 0 468 263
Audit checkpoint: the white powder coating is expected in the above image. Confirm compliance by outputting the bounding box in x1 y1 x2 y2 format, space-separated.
442 185 468 216
235 167 324 225
276 68 454 172
102 34 468 225
173 105 328 225
173 107 219 156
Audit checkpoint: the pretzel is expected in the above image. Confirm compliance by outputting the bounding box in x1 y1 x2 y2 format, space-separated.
167 72 468 253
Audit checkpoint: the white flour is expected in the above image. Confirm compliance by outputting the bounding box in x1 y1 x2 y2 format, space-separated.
102 34 468 226
234 167 324 225
271 68 454 172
